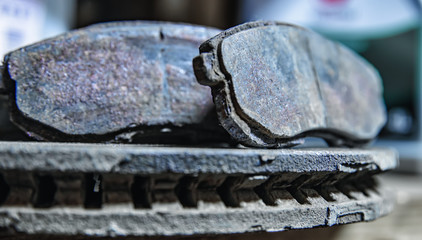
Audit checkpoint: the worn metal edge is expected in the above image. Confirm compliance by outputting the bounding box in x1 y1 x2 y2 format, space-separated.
0 142 398 174
0 186 394 237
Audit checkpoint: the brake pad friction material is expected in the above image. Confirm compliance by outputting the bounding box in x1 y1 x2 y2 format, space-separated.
193 21 386 147
4 21 222 142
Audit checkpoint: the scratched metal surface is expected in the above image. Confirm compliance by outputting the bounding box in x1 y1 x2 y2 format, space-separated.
194 21 386 148
3 21 222 142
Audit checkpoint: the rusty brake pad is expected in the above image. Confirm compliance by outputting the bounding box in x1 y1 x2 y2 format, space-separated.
1 21 229 143
193 21 386 147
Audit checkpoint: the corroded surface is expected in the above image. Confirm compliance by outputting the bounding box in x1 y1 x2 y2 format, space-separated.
194 21 386 148
0 142 397 237
3 21 223 142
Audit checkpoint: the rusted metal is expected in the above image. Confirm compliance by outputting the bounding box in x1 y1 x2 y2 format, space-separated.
194 21 387 148
2 21 229 143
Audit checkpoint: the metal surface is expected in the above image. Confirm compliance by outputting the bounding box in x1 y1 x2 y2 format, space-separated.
194 21 386 148
2 21 227 143
0 142 397 237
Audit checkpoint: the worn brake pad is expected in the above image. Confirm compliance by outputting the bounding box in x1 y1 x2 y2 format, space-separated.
193 21 386 147
1 21 228 143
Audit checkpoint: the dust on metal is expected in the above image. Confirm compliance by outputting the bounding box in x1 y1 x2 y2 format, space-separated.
194 21 386 148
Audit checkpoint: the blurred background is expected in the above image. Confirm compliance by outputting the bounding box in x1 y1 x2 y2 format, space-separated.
0 0 421 239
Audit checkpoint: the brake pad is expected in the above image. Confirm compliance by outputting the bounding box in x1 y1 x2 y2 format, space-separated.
1 21 227 143
193 21 386 147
